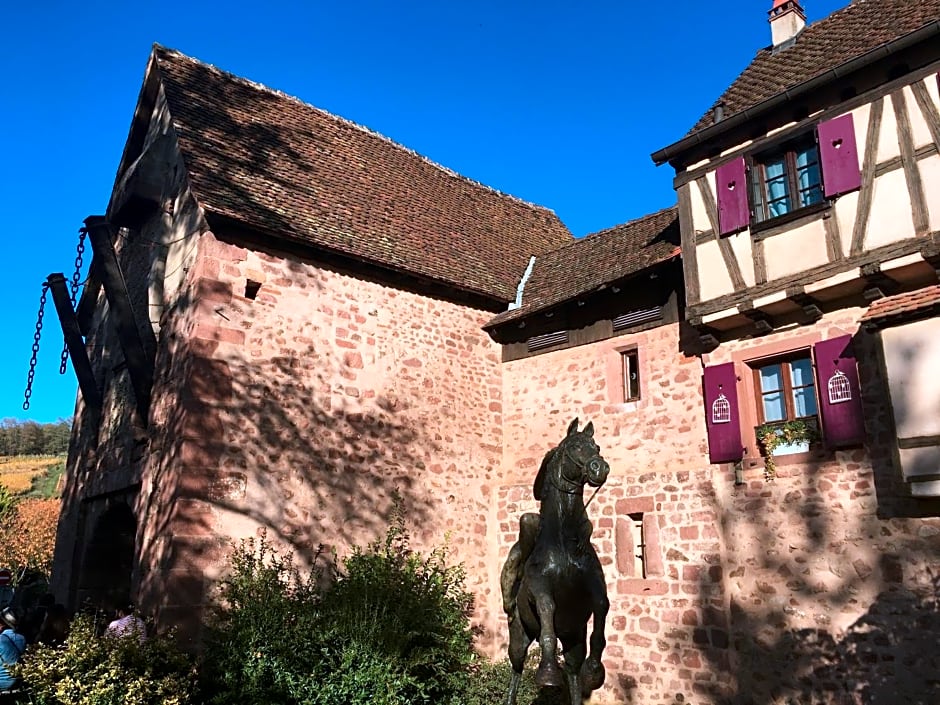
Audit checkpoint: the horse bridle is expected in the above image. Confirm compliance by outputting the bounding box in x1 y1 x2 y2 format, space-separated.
549 439 605 502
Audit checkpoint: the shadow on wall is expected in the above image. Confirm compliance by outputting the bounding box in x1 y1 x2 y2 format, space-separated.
689 461 940 703
134 311 445 638
700 571 940 705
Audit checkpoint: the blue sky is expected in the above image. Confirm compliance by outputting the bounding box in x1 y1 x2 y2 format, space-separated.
0 0 846 424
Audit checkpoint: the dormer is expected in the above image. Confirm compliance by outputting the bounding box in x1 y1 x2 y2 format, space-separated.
651 0 940 343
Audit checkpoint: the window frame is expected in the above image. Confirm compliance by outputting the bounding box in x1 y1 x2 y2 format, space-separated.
622 349 641 403
729 332 832 467
748 131 825 227
751 352 819 426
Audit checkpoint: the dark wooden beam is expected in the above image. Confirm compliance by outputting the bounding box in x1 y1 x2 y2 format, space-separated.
693 324 720 352
787 290 825 323
860 262 900 302
83 215 154 425
75 258 101 336
46 273 102 414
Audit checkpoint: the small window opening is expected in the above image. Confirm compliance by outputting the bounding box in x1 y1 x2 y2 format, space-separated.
629 513 646 578
245 280 261 300
622 350 640 402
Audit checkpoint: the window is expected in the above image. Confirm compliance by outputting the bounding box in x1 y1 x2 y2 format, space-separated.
752 353 819 455
622 350 640 402
527 330 568 353
715 114 861 236
627 513 646 578
753 354 818 423
750 135 823 223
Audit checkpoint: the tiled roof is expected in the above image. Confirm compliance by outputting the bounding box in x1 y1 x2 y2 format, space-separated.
485 206 680 327
687 0 940 136
859 285 940 326
150 46 573 303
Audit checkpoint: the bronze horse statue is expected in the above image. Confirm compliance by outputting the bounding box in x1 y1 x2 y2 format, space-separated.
500 418 610 705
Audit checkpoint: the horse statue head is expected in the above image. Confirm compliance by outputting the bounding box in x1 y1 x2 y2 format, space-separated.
502 418 611 705
533 418 610 502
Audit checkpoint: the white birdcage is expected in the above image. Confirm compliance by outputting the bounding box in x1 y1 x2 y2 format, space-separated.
712 393 731 424
827 369 852 404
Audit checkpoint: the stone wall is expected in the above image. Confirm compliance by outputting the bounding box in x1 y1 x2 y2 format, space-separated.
698 309 940 705
495 312 940 704
136 229 506 644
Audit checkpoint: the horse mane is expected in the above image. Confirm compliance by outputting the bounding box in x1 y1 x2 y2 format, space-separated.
533 447 557 501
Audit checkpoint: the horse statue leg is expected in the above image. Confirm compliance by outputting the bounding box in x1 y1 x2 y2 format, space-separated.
580 571 610 696
505 611 531 705
531 586 564 688
561 630 587 705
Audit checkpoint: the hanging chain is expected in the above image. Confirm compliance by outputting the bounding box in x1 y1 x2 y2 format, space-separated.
58 228 88 374
24 283 50 411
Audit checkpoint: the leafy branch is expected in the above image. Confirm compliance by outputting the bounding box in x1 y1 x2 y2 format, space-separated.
756 419 820 481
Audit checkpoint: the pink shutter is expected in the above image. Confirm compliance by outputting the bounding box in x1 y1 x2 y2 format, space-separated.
703 363 743 464
716 157 749 235
818 114 861 197
813 335 865 449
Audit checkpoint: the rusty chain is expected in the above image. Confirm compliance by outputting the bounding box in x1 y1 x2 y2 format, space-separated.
23 282 50 411
58 227 88 374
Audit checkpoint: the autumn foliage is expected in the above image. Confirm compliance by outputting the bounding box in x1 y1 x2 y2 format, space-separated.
0 498 60 575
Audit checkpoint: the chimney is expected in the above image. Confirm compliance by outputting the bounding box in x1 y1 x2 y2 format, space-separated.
769 0 806 48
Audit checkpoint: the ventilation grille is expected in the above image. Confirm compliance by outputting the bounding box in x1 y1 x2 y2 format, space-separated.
527 330 569 352
612 306 663 331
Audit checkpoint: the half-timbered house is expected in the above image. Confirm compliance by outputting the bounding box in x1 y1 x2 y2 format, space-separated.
650 0 940 701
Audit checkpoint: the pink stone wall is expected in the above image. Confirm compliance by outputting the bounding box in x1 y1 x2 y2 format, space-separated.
497 323 732 702
693 309 940 704
136 230 506 642
496 313 940 703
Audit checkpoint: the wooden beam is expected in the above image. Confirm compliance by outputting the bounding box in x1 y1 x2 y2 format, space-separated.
788 290 824 323
83 216 155 425
851 97 883 256
696 176 747 290
741 308 773 335
891 89 930 234
46 273 102 414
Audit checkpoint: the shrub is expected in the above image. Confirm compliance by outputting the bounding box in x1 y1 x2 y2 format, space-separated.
200 503 479 705
198 533 322 705
460 651 565 705
13 613 197 705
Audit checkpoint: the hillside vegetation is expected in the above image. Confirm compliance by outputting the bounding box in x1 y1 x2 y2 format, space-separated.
0 455 64 495
0 420 70 578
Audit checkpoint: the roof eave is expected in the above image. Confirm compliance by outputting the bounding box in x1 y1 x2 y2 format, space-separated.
483 250 681 331
650 20 940 168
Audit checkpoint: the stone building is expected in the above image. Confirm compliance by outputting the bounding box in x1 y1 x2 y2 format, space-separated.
51 1 939 702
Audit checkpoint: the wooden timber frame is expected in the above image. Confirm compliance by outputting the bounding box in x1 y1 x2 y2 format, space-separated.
82 215 156 426
46 273 102 414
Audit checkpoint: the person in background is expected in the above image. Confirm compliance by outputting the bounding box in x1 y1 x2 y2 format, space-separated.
104 602 146 642
36 603 70 647
0 607 25 691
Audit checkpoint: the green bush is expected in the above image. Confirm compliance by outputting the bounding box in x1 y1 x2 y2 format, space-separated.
460 651 566 705
200 504 479 705
13 613 197 705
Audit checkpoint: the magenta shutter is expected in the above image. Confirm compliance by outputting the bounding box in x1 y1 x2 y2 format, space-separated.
703 363 743 463
813 335 865 449
716 157 749 235
818 114 861 197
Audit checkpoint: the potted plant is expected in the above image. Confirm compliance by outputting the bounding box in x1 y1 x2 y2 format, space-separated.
756 419 820 480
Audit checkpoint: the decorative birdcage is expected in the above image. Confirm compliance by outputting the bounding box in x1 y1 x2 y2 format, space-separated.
712 393 731 424
827 369 852 404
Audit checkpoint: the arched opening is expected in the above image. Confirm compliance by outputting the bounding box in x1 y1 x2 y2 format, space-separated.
75 502 137 613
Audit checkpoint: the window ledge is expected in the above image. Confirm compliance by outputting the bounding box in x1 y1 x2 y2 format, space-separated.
751 201 831 239
742 445 831 471
616 578 668 596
